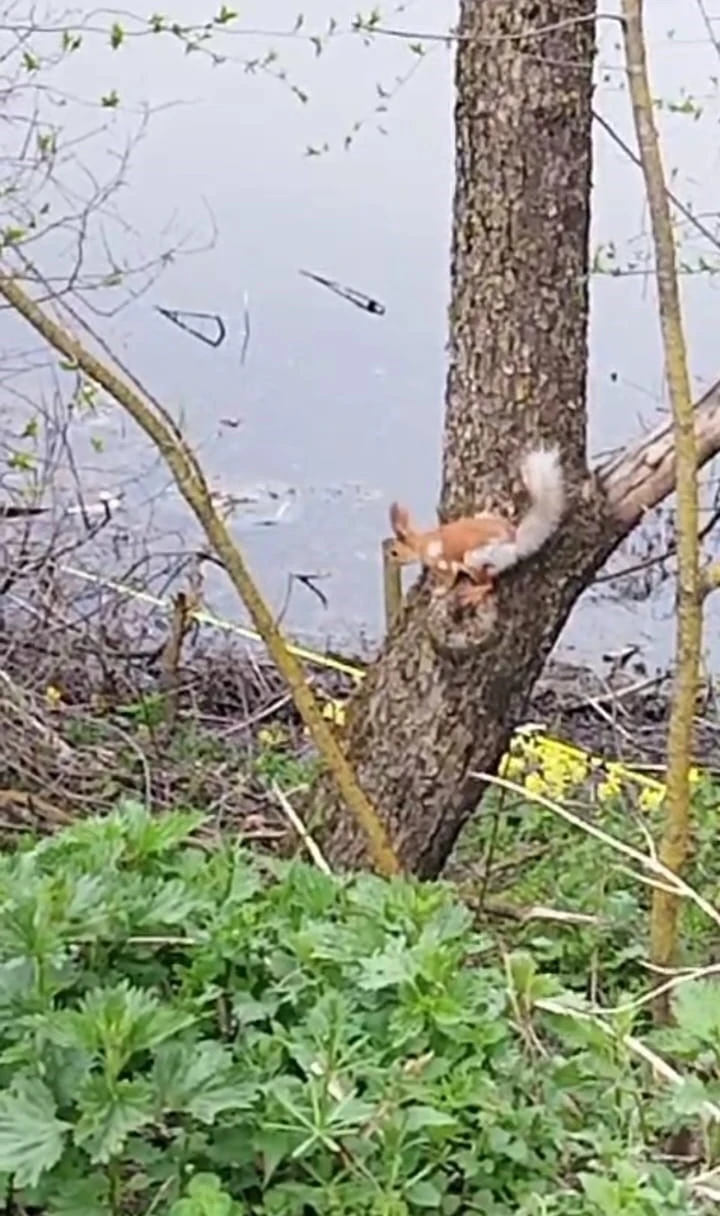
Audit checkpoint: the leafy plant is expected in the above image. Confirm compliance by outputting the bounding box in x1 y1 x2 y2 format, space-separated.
252 724 318 789
458 775 720 1008
170 1172 244 1216
0 801 706 1213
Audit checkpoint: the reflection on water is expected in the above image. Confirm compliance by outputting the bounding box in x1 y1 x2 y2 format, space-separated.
4 0 720 671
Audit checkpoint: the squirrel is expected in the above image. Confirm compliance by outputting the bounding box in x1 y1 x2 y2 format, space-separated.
388 445 565 608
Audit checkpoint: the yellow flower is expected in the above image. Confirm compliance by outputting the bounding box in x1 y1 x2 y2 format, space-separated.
524 770 549 799
539 761 568 799
258 724 286 748
498 751 527 781
638 784 666 813
322 700 346 728
533 740 588 799
595 767 621 805
45 684 62 708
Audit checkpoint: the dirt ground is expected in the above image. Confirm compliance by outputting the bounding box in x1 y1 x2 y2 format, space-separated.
0 608 718 848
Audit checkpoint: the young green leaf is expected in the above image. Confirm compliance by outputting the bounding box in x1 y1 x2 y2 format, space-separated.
0 1078 69 1187
51 981 194 1067
44 1171 110 1216
405 1176 445 1207
153 1040 257 1124
671 977 720 1046
73 1075 154 1163
403 1105 458 1134
170 1171 243 1215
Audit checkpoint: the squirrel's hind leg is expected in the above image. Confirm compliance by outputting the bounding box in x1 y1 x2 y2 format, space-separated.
455 567 496 608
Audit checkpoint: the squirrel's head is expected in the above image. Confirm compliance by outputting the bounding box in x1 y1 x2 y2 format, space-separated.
387 502 418 564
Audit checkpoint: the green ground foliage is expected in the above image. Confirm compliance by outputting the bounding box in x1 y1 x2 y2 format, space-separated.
54 697 318 824
0 800 715 1214
458 770 720 1004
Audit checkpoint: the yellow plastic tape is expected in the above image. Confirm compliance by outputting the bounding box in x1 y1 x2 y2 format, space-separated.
60 564 362 681
61 563 668 797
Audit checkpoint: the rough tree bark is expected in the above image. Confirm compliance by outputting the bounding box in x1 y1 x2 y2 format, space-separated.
312 0 720 878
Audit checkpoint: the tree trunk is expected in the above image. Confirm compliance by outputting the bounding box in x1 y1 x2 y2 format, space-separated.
310 0 613 877
441 1 594 512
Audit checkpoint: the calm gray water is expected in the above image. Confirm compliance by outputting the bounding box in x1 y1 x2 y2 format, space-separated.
4 0 720 673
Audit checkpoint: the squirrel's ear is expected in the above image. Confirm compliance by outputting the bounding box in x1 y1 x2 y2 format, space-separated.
389 501 410 540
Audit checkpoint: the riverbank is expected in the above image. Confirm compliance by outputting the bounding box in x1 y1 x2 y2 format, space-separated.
1 604 718 850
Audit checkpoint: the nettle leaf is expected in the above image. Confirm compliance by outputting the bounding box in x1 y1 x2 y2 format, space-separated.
134 877 204 928
45 1171 110 1216
50 981 194 1066
74 1075 154 1163
117 801 206 858
232 994 277 1026
154 1039 258 1123
252 1125 299 1185
0 958 36 1012
665 1074 715 1119
222 858 265 906
356 940 420 990
417 901 474 952
0 1077 69 1187
65 873 111 931
671 979 720 1046
579 1171 621 1210
40 1042 96 1110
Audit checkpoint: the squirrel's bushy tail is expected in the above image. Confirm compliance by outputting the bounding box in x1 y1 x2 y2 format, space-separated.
514 446 565 563
466 445 565 575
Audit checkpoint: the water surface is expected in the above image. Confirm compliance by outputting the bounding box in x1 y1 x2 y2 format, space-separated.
4 0 720 674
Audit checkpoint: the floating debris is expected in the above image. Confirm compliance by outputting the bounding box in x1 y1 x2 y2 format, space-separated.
276 570 331 626
299 268 385 315
67 492 124 519
0 504 46 518
155 295 251 364
240 290 251 366
206 482 300 528
292 572 329 610
155 306 227 349
0 492 123 521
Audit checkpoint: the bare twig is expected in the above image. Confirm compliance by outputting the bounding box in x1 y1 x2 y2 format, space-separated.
272 782 332 874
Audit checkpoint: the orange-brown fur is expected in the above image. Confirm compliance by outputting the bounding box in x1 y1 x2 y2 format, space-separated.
388 502 515 606
388 447 565 609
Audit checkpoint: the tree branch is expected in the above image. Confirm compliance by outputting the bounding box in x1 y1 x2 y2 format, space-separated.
599 374 720 530
621 0 700 1024
700 561 720 601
